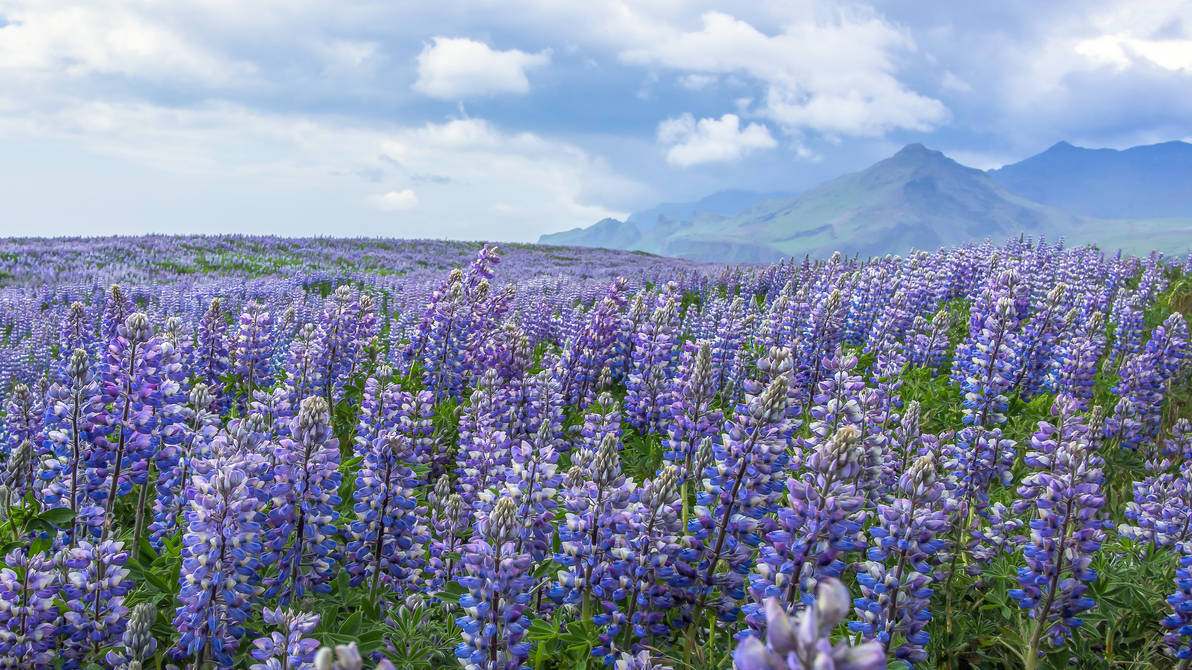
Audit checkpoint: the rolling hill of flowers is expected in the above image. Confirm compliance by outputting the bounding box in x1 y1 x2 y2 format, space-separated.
0 234 1188 670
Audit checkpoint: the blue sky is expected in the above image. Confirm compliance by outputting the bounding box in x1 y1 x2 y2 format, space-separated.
0 0 1190 241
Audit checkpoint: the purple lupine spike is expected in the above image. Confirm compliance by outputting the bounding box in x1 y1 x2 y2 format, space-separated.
1052 311 1103 410
0 548 59 668
347 433 429 599
733 579 885 670
1012 283 1068 398
688 374 795 624
1009 398 1104 658
234 299 274 399
94 312 161 538
959 296 1021 428
40 348 109 539
284 323 324 408
748 425 865 628
60 539 132 666
101 284 133 343
249 608 321 670
265 396 342 604
151 382 219 548
428 484 469 592
850 452 949 665
61 301 94 355
553 432 635 628
663 340 723 484
505 421 561 564
105 601 157 669
195 298 231 409
455 494 534 670
172 449 266 667
620 464 682 655
5 382 43 468
625 293 680 434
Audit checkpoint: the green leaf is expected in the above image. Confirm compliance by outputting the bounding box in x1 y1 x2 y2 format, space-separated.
342 611 362 636
33 507 75 527
436 581 466 604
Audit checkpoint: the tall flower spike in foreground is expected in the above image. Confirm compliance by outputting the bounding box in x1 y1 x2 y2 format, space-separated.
173 451 265 668
0 548 59 668
733 578 885 670
456 494 534 670
347 432 429 599
690 374 793 624
1009 398 1104 668
60 539 133 666
41 348 109 538
851 452 949 666
266 396 343 604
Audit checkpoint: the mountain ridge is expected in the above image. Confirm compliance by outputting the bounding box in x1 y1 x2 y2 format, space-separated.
540 140 1192 262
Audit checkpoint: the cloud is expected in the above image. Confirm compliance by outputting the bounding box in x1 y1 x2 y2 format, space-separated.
657 112 777 167
369 189 418 211
678 73 717 90
0 4 255 85
621 11 947 137
413 37 551 99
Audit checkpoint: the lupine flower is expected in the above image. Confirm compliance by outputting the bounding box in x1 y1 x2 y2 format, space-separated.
689 375 794 623
235 299 275 398
625 292 680 434
250 608 321 670
749 426 864 628
0 548 59 668
733 579 885 670
196 298 231 408
456 495 534 670
4 382 42 466
60 539 132 666
851 452 949 666
1009 399 1105 658
106 601 157 669
313 642 397 670
173 450 265 667
347 433 429 599
265 396 343 604
620 464 682 654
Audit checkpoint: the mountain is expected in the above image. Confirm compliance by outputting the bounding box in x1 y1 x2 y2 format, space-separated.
626 189 796 230
988 140 1192 219
541 143 1086 262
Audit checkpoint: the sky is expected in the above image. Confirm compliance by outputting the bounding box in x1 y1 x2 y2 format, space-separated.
1 0 1190 242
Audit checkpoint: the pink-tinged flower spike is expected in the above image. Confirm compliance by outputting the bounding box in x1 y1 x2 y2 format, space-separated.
265 396 342 604
733 579 885 670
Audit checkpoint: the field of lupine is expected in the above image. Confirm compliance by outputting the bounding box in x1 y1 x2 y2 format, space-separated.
0 235 1188 670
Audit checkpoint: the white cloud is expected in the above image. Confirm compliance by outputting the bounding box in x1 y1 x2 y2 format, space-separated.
0 4 255 85
678 73 717 90
413 37 551 99
369 189 419 211
657 113 777 167
621 11 947 137
1075 34 1192 72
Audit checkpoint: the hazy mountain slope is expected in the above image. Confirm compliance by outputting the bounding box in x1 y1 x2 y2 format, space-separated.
988 140 1192 219
626 189 796 230
538 142 1190 262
